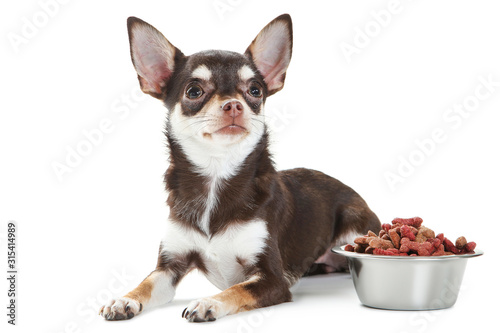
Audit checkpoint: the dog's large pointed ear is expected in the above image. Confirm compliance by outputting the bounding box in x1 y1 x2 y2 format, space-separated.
127 17 182 99
245 14 293 96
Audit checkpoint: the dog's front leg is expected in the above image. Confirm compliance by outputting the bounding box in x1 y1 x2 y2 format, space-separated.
99 258 189 320
183 264 292 322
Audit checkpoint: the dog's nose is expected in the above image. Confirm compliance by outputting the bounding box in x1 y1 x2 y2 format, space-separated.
221 100 243 118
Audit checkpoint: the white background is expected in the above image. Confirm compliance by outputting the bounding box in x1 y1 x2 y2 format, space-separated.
1 0 499 332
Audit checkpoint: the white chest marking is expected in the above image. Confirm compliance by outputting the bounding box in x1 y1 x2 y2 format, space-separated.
198 177 221 235
161 219 269 290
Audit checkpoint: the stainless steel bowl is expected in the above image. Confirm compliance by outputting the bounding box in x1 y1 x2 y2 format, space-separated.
332 246 483 310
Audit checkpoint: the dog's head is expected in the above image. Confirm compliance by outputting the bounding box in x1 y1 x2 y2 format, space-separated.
127 14 292 155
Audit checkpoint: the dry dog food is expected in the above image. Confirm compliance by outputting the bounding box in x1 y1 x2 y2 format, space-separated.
344 217 476 256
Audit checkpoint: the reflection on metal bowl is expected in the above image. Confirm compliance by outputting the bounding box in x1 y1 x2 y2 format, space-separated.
332 246 483 310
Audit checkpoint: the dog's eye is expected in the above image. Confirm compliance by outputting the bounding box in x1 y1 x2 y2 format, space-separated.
248 84 262 98
186 85 204 99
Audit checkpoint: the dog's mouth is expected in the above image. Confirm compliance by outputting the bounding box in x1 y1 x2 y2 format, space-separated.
202 123 248 140
214 124 247 135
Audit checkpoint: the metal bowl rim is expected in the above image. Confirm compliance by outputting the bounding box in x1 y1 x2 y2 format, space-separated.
332 245 484 261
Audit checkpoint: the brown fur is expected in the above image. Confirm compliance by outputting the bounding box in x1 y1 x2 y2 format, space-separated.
211 277 260 313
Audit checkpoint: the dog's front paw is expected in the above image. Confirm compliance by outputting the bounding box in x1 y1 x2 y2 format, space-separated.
182 298 227 322
99 297 142 321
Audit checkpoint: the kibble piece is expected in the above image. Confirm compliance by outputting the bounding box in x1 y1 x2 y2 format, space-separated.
354 236 375 245
392 217 423 228
443 237 460 254
388 229 401 249
416 226 435 243
464 242 476 253
417 242 434 256
354 244 367 253
400 237 433 255
365 246 375 254
369 238 395 250
432 244 445 256
400 225 416 241
429 237 442 249
382 223 392 232
344 244 355 252
455 236 467 249
373 248 400 256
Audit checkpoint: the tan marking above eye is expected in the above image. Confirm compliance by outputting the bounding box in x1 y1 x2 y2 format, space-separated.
191 65 213 81
238 65 255 82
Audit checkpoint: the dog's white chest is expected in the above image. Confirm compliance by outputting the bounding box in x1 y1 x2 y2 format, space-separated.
161 219 268 290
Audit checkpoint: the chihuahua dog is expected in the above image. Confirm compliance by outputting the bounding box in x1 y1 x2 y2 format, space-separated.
99 14 380 322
